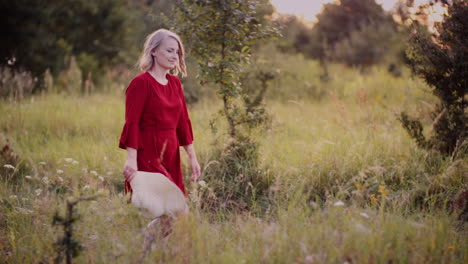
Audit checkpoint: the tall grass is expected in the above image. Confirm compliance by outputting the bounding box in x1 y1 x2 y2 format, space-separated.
0 62 466 263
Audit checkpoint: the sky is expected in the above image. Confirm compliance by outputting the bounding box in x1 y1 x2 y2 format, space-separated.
270 0 399 22
270 0 443 23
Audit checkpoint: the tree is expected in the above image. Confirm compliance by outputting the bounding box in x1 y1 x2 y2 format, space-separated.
175 0 276 139
0 0 127 92
399 0 467 157
295 0 397 70
174 0 278 210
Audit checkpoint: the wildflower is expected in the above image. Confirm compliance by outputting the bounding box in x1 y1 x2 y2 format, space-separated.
310 201 319 210
22 198 29 201
9 195 18 199
42 177 49 185
83 185 90 190
354 222 371 234
370 194 378 205
64 158 73 163
89 234 98 240
198 180 207 187
35 189 42 196
333 201 345 207
360 212 370 219
17 207 33 215
3 164 15 170
57 177 64 183
38 161 47 165
107 171 113 175
355 182 365 191
90 170 98 176
378 185 390 197
24 175 33 180
72 160 79 165
98 176 105 182
57 169 64 174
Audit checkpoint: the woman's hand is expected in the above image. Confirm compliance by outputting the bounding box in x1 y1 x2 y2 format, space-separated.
190 158 201 181
183 144 201 181
123 148 138 183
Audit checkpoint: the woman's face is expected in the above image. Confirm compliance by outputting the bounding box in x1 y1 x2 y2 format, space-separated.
152 37 179 71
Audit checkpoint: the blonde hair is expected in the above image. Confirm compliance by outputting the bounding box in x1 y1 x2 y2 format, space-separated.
138 29 187 77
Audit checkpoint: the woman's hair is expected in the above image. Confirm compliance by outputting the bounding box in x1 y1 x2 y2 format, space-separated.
138 29 187 77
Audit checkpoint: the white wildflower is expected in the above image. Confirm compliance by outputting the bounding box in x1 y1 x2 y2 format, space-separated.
25 175 33 180
83 185 90 190
35 189 42 196
90 170 98 176
3 164 15 169
9 195 18 199
118 193 123 198
57 169 64 174
309 201 319 210
107 171 113 175
89 234 98 240
64 158 73 163
354 222 371 235
333 201 345 207
198 180 207 187
98 176 105 182
82 167 88 173
72 160 79 165
42 177 49 185
57 176 64 183
360 212 370 219
38 161 47 165
17 207 33 215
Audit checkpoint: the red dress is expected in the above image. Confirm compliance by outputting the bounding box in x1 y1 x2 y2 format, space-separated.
119 72 193 196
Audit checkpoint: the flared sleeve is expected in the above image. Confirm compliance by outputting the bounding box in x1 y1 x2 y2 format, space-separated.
176 78 194 146
119 77 147 150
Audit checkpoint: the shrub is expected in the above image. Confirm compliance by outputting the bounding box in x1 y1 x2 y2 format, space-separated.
400 0 467 157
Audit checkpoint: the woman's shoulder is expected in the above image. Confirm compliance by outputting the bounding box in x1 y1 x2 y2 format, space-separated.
128 72 151 87
167 73 182 85
131 72 149 82
126 72 150 94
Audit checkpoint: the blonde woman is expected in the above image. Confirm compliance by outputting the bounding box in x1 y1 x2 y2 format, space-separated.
119 29 201 225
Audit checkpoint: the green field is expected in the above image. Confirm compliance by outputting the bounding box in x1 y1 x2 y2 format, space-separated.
0 63 466 263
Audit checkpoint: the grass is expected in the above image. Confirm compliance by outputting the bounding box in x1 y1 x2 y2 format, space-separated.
0 63 466 263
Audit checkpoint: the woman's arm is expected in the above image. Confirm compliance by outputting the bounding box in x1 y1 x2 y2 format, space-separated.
123 147 138 183
183 144 201 180
119 76 147 186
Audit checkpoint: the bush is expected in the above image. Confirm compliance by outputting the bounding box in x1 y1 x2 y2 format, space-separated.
400 0 467 156
0 67 35 100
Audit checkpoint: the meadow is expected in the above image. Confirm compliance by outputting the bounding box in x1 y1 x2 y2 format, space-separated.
0 55 466 263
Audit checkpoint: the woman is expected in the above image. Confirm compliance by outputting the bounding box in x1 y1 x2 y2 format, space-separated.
119 29 201 216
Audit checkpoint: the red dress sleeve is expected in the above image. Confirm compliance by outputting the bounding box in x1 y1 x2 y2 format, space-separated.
119 76 147 150
175 78 194 146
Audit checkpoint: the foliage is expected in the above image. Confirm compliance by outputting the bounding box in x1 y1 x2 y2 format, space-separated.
175 0 277 136
291 0 399 70
330 22 399 69
174 0 278 210
0 0 127 91
53 196 100 264
0 67 35 100
400 0 467 156
119 0 176 65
